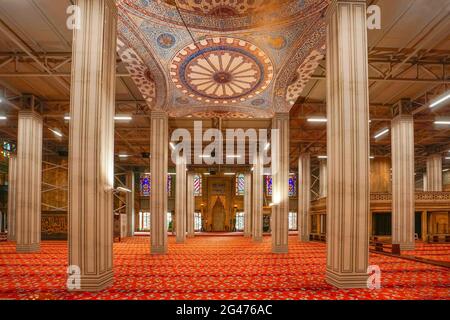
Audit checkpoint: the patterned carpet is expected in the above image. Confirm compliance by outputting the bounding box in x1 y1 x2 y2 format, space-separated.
0 236 449 300
402 243 450 262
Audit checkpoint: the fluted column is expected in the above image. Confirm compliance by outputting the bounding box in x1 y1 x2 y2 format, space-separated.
392 114 415 250
7 155 17 241
175 157 186 243
126 171 135 237
319 160 327 198
271 113 289 253
68 0 117 291
16 111 42 252
186 173 195 237
150 111 168 254
252 154 263 242
426 154 442 191
325 0 370 288
298 153 310 242
244 173 252 237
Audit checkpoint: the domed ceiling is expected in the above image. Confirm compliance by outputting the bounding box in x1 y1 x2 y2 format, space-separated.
116 0 330 118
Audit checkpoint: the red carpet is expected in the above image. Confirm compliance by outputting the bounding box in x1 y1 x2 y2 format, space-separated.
402 243 450 262
0 236 449 300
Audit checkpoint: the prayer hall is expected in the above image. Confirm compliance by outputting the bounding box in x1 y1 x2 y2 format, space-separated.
0 0 449 302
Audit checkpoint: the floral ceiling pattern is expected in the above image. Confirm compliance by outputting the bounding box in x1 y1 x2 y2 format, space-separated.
116 0 330 118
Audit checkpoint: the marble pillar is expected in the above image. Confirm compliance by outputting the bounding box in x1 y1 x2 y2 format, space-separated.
150 111 168 254
68 0 117 291
271 113 289 253
319 160 327 198
16 111 42 252
252 154 263 242
325 0 370 288
7 155 17 241
298 153 311 242
423 173 428 191
391 114 415 250
426 154 442 191
186 173 195 237
126 171 135 237
244 173 252 237
175 157 186 243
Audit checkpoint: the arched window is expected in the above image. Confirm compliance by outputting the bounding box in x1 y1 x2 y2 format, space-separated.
288 212 297 231
193 174 202 196
235 173 245 196
265 175 272 196
235 212 245 231
138 211 150 231
289 174 297 197
167 175 173 196
194 212 202 232
167 212 173 231
140 174 151 196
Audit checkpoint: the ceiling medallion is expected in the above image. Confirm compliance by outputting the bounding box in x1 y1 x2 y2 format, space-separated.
170 37 273 104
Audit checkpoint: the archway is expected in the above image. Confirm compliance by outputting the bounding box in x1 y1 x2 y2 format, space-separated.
212 197 226 231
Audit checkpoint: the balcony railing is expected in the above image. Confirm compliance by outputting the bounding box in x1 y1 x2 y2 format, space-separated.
311 192 450 213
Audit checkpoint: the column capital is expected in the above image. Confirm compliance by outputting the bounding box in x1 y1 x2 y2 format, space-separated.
326 0 367 21
425 149 443 157
151 110 168 119
392 98 413 117
18 110 42 122
299 152 310 159
273 112 290 121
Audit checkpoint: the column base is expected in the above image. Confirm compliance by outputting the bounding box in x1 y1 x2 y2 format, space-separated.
326 269 368 289
16 243 40 253
7 236 16 242
272 244 288 254
70 270 113 292
399 243 415 251
299 235 310 242
252 236 263 243
176 238 186 244
187 234 195 238
244 233 251 238
151 245 167 254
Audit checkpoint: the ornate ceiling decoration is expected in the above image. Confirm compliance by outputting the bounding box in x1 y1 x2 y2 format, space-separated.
116 0 330 118
170 37 273 104
160 0 292 16
121 0 328 31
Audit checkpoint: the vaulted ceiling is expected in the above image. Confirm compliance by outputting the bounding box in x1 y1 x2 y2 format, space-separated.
116 0 329 117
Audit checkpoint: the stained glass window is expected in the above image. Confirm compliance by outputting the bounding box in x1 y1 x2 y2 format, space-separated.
265 175 272 196
289 212 297 231
289 174 297 197
264 175 297 197
167 175 172 196
235 212 245 231
140 174 151 196
193 174 202 196
235 173 245 196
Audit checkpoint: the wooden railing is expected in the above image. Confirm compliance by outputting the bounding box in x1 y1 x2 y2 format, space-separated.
369 238 401 255
311 192 450 213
